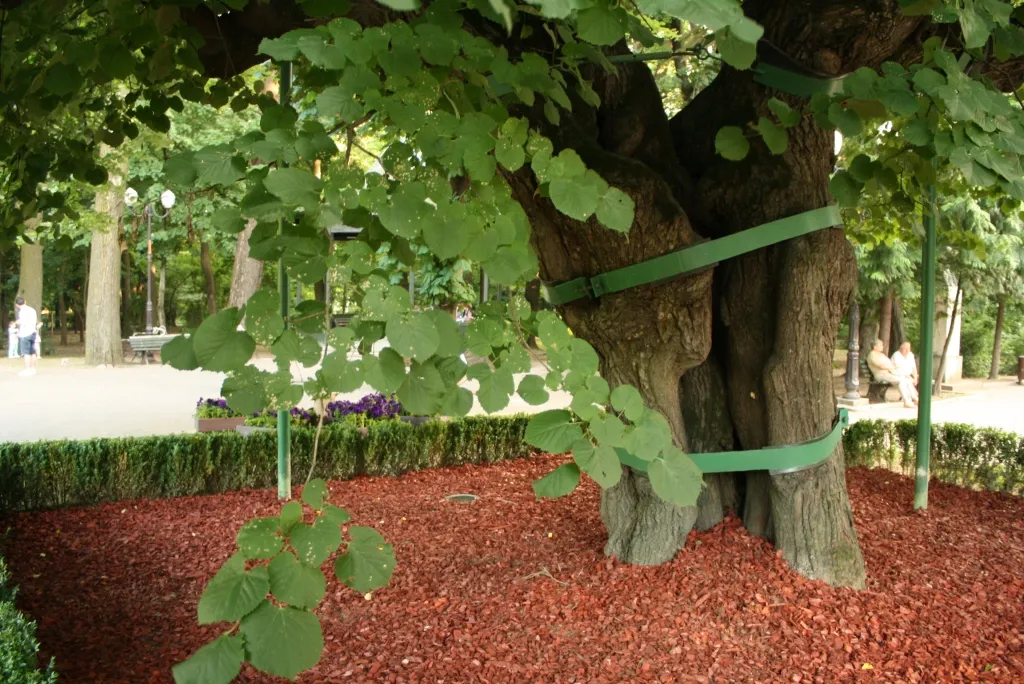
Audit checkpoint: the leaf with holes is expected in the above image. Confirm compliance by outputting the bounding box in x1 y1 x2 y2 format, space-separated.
268 551 326 610
197 553 269 624
334 526 396 593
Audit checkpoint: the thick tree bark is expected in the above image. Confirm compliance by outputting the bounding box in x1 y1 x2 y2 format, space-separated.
878 291 893 354
200 238 218 316
18 242 43 313
157 260 167 329
990 294 1006 380
86 189 124 366
227 219 264 309
934 279 963 395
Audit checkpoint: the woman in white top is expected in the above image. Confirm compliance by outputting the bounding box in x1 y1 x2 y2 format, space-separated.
866 339 918 408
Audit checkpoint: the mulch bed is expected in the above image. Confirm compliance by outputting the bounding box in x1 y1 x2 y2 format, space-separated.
4 455 1024 683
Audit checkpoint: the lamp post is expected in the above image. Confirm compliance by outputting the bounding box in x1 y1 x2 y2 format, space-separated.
843 298 862 400
125 188 176 333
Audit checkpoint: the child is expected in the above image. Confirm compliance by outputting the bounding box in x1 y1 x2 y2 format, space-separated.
33 321 42 358
7 320 18 358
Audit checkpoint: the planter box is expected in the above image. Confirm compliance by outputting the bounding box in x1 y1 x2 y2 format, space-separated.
235 425 275 438
195 416 246 433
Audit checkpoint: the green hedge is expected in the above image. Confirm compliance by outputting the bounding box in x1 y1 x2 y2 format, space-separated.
844 419 1024 495
0 549 57 683
0 416 530 513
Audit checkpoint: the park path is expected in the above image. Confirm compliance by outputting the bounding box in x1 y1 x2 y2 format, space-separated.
2 355 1019 443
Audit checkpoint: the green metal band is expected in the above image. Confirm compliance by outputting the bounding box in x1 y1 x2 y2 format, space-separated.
543 205 842 306
752 62 846 98
617 409 849 475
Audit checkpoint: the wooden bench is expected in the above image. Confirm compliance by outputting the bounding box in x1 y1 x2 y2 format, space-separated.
126 333 179 364
868 380 900 403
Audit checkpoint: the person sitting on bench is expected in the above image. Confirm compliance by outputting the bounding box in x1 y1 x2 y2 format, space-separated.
866 339 919 408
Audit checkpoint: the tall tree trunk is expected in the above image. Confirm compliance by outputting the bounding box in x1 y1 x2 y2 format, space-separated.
121 247 132 335
227 219 264 309
157 260 167 329
878 291 893 355
18 242 43 313
989 293 1006 380
933 279 963 395
889 295 906 356
58 265 68 347
86 178 125 366
200 238 217 316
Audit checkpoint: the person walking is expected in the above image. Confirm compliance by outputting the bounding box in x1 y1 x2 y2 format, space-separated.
14 297 38 376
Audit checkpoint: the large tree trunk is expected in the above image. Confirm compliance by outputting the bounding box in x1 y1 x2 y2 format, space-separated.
227 219 264 309
990 294 1006 380
200 238 217 315
86 183 125 366
933 279 963 395
878 291 894 355
499 0 917 588
157 260 167 329
18 242 43 313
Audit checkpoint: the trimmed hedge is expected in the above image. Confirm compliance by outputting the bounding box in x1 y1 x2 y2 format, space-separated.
844 419 1024 495
0 416 530 513
0 550 57 683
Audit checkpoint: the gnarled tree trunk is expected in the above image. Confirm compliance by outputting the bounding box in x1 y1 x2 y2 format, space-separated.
86 182 125 366
878 291 894 355
228 219 264 309
889 295 906 356
18 240 43 314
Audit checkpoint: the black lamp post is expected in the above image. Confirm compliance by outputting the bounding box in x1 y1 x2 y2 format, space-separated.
843 298 862 400
125 188 175 333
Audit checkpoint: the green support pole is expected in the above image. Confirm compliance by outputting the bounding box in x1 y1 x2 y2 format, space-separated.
277 61 293 501
915 183 938 510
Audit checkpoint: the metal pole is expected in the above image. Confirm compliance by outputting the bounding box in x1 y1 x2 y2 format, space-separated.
145 205 153 333
408 269 415 306
481 271 489 302
277 60 293 501
842 298 861 400
915 182 938 510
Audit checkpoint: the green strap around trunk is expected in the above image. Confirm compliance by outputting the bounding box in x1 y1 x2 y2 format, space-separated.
617 409 849 475
542 205 842 306
752 62 846 97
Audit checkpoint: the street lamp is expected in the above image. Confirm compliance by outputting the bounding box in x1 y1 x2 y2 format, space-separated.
125 187 175 333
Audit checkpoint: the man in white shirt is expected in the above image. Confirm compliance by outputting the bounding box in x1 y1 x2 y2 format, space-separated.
15 297 38 376
867 339 918 408
891 340 919 392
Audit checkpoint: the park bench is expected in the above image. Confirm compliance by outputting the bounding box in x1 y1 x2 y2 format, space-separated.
867 381 899 403
126 332 180 364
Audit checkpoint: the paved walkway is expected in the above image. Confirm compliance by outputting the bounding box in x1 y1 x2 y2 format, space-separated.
2 355 1019 444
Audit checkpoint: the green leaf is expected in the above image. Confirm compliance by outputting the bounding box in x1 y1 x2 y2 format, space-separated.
486 0 514 31
478 366 515 413
280 501 303 532
397 361 446 414
321 504 351 525
549 177 599 221
901 118 933 146
194 146 246 186
363 348 406 393
263 168 323 212
829 170 863 207
715 126 750 161
756 117 788 155
531 462 581 498
268 551 326 609
572 440 621 489
441 386 474 416
245 288 285 346
290 519 343 567
525 410 583 453
425 310 464 357
518 374 550 405
172 635 245 684
960 1 993 49
302 479 328 509
576 6 625 46
240 603 324 680
716 28 756 69
272 329 322 367
827 103 863 136
197 554 270 624
648 448 704 507
261 105 299 132
596 187 634 233
317 86 362 121
44 63 82 96
610 384 644 422
236 517 283 560
767 98 801 127
334 526 396 593
210 208 247 234
193 308 256 373
423 209 471 260
164 152 198 187
387 312 441 361
161 335 199 371
259 34 302 61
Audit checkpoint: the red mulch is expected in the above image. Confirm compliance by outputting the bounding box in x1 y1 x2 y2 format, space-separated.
5 456 1024 683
